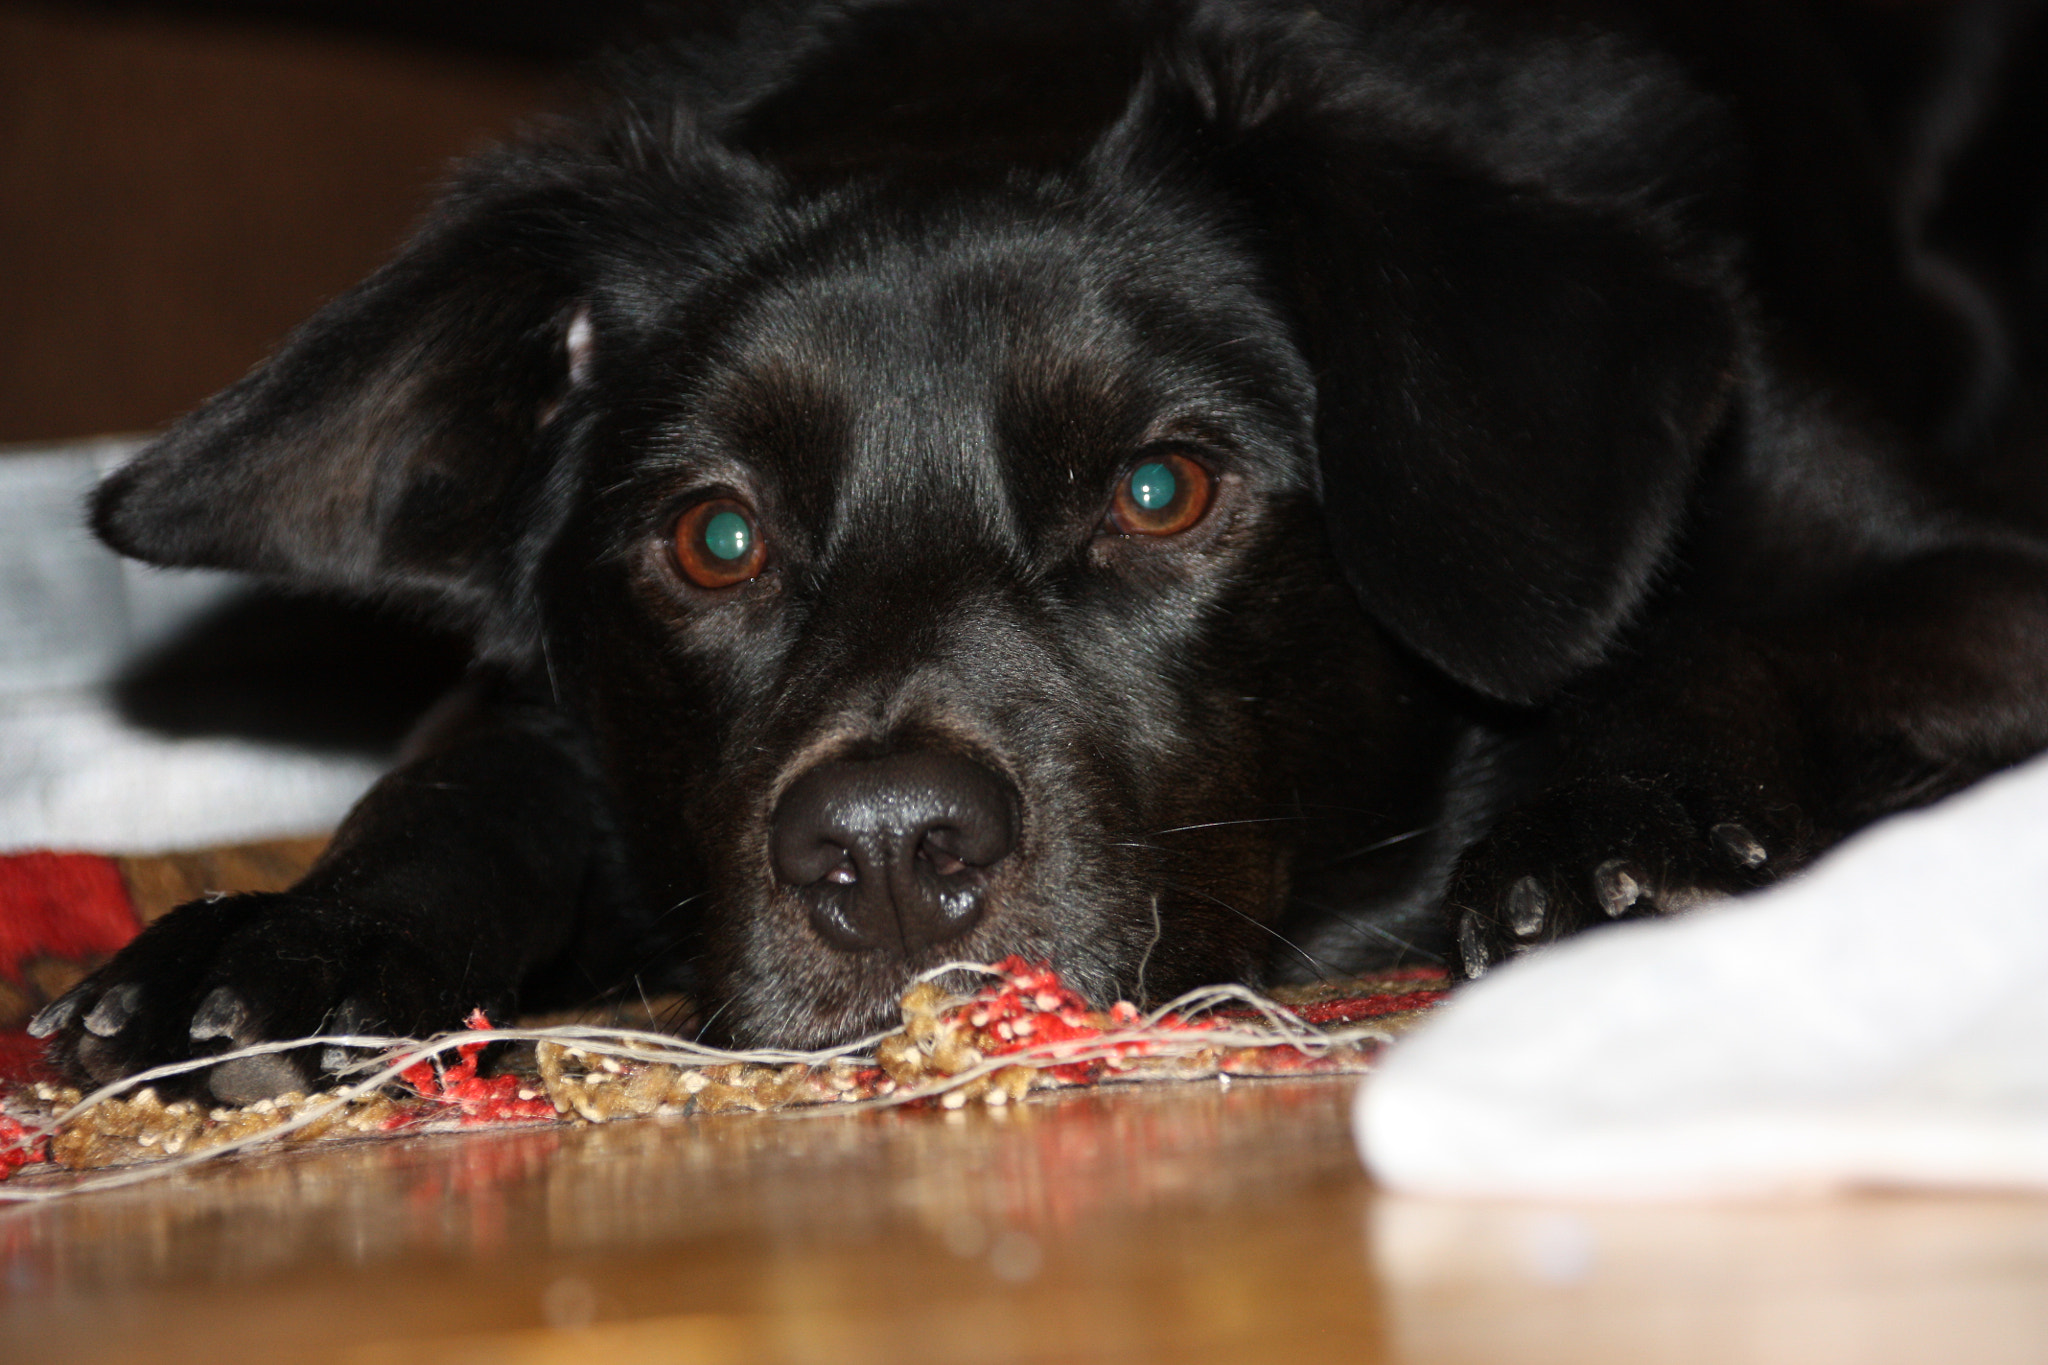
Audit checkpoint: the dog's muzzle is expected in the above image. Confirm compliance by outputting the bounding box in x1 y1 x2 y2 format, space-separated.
770 751 1019 955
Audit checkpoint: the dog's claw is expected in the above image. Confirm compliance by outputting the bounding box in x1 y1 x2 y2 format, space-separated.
1712 822 1767 869
27 990 82 1039
325 996 373 1043
83 983 142 1037
319 998 376 1075
1457 910 1491 978
1593 858 1642 918
190 986 251 1043
1506 876 1548 940
1449 773 1805 971
207 1053 308 1106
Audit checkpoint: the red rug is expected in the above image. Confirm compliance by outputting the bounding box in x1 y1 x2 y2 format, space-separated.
0 851 146 1087
0 841 331 1084
0 845 1447 1185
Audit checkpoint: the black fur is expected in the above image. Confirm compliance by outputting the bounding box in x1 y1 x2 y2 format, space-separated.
40 0 2048 1099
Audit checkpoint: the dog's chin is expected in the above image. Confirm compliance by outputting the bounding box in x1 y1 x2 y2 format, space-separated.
704 880 1081 1048
703 943 928 1050
708 987 903 1052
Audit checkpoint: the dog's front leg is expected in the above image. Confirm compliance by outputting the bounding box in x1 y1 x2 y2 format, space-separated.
1442 542 2048 974
31 677 620 1104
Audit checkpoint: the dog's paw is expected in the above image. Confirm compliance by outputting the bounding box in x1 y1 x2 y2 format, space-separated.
1445 775 1808 978
29 892 481 1104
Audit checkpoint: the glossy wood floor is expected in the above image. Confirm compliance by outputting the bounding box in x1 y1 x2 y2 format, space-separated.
3 1076 2045 1364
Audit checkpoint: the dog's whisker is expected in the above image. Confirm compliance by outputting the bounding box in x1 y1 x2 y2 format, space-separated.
1146 816 1315 836
689 997 736 1043
1303 910 1448 965
539 634 562 706
1134 890 1164 1006
645 892 710 929
1310 824 1439 867
1172 884 1338 981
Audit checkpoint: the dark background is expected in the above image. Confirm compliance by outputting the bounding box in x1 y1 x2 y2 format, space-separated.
0 1 2026 756
0 2 645 751
0 0 2012 448
0 1 654 446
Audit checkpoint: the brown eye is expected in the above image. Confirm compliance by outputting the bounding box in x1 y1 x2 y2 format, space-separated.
673 498 767 588
1109 451 1213 536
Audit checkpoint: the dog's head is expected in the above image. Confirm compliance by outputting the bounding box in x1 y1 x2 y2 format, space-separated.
92 2 1737 1043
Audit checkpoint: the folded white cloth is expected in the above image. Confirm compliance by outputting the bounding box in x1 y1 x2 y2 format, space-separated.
0 440 382 852
1356 752 2048 1198
0 685 384 854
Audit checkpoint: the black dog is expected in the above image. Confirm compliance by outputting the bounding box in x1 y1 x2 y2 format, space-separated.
37 0 2048 1102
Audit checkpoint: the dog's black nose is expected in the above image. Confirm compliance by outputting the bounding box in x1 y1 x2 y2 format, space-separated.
770 751 1018 955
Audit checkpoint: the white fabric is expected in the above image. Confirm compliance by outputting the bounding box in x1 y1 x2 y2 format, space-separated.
0 440 382 853
0 686 384 854
1356 753 2048 1198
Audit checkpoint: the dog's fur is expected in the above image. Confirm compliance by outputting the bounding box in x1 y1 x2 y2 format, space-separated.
38 0 2048 1101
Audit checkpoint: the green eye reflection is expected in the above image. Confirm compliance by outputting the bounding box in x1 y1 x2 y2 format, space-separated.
702 509 753 562
1127 461 1178 512
674 498 766 588
1109 451 1212 537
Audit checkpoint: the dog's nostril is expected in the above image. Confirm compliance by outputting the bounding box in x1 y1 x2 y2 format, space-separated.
770 751 1018 955
775 833 861 889
920 830 970 878
823 851 858 885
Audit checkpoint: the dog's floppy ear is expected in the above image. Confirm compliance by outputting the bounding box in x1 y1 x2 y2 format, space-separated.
1133 44 1740 705
90 154 617 655
1288 163 1735 705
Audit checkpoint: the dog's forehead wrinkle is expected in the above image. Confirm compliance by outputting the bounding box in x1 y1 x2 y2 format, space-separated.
771 572 1063 725
710 270 1118 565
810 356 1022 564
667 184 1318 569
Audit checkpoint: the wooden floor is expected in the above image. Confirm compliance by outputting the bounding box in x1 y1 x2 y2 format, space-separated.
3 1076 2045 1364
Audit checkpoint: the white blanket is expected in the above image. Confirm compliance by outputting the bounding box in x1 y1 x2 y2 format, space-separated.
1356 753 2048 1197
0 441 381 853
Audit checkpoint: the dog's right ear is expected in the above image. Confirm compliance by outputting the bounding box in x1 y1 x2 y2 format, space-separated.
91 149 644 655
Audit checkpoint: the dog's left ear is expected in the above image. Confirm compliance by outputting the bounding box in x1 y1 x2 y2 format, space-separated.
90 160 612 656
1129 51 1740 705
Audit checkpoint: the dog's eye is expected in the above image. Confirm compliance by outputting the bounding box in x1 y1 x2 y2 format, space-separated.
1109 452 1213 537
673 499 767 588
